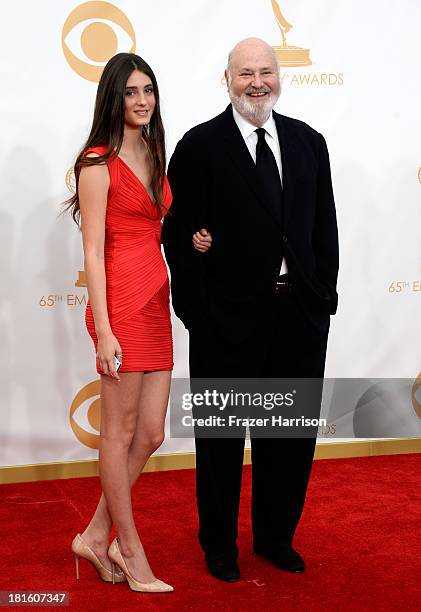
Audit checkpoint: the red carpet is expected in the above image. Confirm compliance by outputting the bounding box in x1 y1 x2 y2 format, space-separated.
1 453 421 611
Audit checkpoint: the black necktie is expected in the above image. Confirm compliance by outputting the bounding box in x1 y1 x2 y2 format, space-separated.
255 127 283 223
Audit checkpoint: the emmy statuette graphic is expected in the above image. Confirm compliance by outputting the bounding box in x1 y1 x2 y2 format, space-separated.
75 271 87 287
271 0 312 67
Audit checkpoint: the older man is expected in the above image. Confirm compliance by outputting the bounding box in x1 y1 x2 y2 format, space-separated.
163 38 339 581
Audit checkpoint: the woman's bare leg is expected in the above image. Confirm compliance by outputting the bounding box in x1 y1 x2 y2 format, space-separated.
81 370 171 579
116 370 171 581
80 372 142 569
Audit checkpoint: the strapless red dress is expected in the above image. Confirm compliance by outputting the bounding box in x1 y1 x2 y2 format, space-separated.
84 145 173 373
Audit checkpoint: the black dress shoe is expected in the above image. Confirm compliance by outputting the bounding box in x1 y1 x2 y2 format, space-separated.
254 546 305 573
206 557 240 582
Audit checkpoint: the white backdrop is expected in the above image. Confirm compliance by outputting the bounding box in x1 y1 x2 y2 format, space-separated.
0 0 420 467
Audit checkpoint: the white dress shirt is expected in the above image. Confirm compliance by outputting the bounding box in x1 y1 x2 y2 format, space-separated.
232 106 288 274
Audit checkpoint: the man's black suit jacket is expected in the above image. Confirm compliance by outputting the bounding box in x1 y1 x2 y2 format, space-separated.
163 105 339 340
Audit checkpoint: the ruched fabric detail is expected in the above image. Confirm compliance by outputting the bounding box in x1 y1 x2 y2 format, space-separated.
83 145 173 373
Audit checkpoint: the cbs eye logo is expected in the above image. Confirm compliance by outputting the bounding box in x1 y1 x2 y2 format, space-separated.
412 372 421 419
62 1 136 82
70 380 102 448
66 167 76 193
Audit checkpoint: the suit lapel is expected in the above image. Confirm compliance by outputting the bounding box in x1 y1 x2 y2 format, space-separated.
221 105 282 227
273 111 297 229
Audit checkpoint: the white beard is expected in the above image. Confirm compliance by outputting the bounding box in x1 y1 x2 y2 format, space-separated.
228 90 280 126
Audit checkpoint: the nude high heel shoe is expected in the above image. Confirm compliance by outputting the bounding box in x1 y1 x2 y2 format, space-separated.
107 538 174 593
71 533 126 583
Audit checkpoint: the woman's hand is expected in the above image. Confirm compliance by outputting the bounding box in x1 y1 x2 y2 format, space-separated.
193 228 212 253
96 331 122 381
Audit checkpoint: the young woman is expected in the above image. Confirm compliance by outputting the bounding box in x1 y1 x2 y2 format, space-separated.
66 53 211 594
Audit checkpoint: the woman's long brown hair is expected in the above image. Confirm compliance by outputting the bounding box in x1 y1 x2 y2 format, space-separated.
64 53 166 225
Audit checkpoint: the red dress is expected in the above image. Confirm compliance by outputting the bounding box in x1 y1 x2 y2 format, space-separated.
84 145 173 373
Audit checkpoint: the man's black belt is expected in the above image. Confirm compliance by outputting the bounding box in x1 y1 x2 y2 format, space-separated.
275 272 292 295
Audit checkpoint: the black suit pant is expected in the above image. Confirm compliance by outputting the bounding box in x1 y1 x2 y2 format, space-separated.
189 292 329 561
